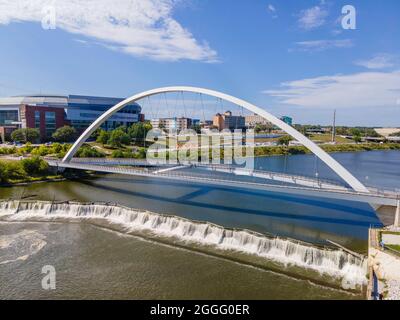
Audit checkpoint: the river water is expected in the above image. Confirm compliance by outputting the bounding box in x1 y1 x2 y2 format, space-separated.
0 150 399 299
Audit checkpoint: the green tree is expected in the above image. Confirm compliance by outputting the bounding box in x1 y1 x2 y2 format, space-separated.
96 130 110 146
350 128 361 136
128 122 152 145
52 126 77 142
277 135 293 146
107 129 131 148
254 124 263 134
11 128 40 143
350 128 362 143
353 134 362 144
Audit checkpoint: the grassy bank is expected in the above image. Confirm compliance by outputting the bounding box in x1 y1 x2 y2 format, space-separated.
0 157 62 185
0 157 97 186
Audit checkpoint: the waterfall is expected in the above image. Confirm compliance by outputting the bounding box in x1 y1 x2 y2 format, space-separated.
0 200 366 286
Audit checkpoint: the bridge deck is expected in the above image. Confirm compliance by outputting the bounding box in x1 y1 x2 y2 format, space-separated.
48 160 400 207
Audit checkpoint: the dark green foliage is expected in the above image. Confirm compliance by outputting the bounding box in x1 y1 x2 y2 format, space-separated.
52 126 77 142
11 128 40 143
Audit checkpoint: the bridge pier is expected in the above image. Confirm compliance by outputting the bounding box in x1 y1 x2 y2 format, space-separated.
395 200 400 228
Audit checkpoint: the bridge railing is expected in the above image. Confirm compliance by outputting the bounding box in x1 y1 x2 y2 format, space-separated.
57 157 347 189
48 160 400 200
191 162 347 188
66 158 400 196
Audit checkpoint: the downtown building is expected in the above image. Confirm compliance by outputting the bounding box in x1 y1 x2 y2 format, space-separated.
245 113 273 128
150 117 193 132
0 94 143 141
213 111 245 131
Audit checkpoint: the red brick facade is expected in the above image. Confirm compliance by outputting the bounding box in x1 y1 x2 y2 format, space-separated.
20 105 69 141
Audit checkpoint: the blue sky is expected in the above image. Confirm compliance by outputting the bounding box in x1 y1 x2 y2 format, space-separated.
0 0 399 126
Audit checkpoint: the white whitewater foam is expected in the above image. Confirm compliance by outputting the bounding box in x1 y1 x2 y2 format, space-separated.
0 229 47 265
0 200 367 285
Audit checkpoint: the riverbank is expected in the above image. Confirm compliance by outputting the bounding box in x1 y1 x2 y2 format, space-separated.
368 228 400 300
2 141 400 161
254 143 400 157
0 157 96 187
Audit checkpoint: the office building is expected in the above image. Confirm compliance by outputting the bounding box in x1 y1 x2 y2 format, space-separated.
213 111 245 131
150 117 192 132
0 94 143 141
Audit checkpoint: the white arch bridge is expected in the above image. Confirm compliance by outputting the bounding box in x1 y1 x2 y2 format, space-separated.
48 86 400 225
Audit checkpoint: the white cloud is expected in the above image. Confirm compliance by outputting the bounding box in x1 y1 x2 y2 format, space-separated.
263 71 400 109
291 39 353 52
267 4 276 13
298 5 328 30
267 4 277 18
0 0 218 62
355 54 397 70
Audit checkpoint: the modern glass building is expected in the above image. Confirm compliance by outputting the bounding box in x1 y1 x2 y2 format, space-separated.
280 116 293 126
0 94 143 141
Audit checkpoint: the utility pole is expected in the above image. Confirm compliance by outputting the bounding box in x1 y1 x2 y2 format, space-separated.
331 109 336 143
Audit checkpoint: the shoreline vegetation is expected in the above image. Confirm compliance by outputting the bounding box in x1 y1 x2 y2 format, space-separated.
1 141 400 186
0 155 95 186
254 142 400 157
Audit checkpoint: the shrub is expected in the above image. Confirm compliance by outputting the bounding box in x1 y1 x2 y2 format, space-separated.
0 147 17 155
4 161 27 180
111 150 126 158
20 157 49 175
135 148 147 159
31 145 51 156
0 161 8 183
76 145 105 158
50 143 63 154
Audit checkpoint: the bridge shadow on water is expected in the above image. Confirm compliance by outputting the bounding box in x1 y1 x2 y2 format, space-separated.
78 175 382 228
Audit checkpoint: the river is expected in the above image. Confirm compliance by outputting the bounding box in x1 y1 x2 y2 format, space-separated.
0 150 399 299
